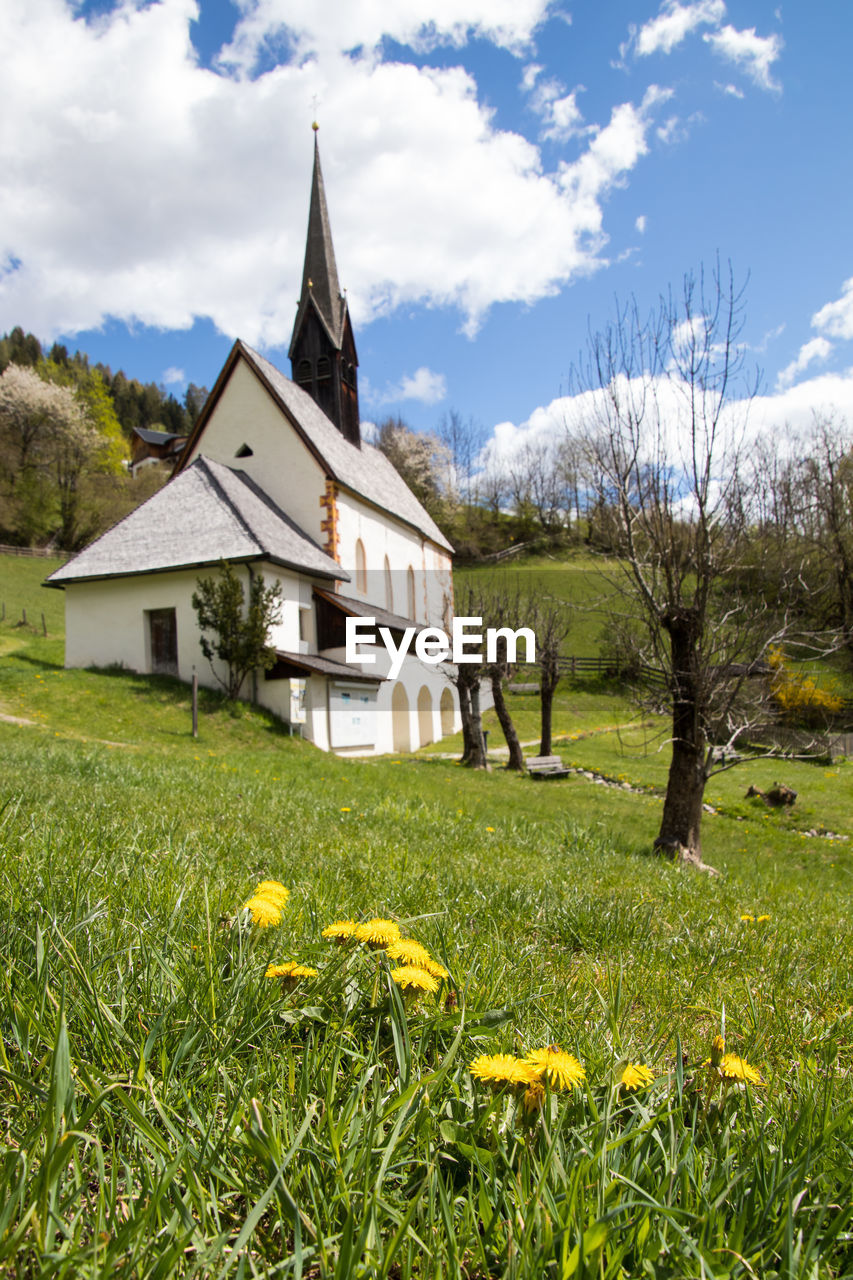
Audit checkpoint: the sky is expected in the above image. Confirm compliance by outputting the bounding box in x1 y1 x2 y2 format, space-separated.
3 0 853 464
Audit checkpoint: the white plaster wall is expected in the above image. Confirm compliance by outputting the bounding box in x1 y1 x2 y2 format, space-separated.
335 490 452 626
183 360 328 546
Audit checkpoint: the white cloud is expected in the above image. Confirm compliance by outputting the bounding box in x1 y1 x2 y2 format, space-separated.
220 0 553 71
0 1 672 346
162 366 186 385
812 276 853 340
704 24 782 92
714 81 744 98
372 366 447 406
481 366 853 478
775 338 832 390
635 215 647 234
633 0 726 57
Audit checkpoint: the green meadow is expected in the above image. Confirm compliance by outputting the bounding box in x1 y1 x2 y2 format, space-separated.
1 554 852 1278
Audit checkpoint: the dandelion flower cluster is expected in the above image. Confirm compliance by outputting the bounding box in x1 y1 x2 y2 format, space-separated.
719 1053 764 1086
470 1054 539 1087
387 938 449 979
321 919 358 943
390 965 439 995
354 918 401 948
620 1063 655 1092
705 1034 764 1087
524 1046 586 1091
243 879 290 927
243 896 283 928
266 961 318 981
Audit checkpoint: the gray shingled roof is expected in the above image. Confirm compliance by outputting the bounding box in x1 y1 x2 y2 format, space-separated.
313 588 427 636
133 427 183 445
46 456 347 587
241 344 454 553
270 649 384 682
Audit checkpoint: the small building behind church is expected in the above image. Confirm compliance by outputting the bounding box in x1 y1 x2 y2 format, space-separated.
46 134 459 755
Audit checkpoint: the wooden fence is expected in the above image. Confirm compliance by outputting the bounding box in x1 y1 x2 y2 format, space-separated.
0 543 64 559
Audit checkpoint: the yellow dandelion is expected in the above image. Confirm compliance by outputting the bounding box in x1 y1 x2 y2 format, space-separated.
620 1063 655 1092
720 1053 765 1086
756 914 771 923
321 919 358 942
525 1046 586 1090
390 965 439 994
470 1054 539 1087
523 1081 546 1113
710 1034 726 1068
243 896 282 927
740 914 755 924
254 880 290 907
265 961 318 980
387 938 432 967
485 826 495 833
355 918 401 948
421 955 450 980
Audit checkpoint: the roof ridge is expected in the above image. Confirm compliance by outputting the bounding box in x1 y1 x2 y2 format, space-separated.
229 466 338 562
197 456 264 553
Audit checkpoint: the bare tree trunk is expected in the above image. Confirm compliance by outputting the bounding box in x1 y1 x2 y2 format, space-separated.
490 670 525 770
654 609 715 872
467 681 487 769
456 674 487 768
539 651 560 756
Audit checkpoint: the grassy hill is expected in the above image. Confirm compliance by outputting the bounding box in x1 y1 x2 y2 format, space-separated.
1 553 852 1278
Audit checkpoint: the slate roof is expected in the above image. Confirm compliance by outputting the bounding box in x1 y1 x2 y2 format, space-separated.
133 427 184 445
269 649 384 683
237 344 454 553
313 587 426 636
46 456 347 587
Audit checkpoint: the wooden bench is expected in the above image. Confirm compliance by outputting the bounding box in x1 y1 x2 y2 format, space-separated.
525 755 570 778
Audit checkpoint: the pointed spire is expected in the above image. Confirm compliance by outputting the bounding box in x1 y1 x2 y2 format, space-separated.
298 128 344 343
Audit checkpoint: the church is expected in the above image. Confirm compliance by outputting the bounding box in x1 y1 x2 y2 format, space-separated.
46 133 459 755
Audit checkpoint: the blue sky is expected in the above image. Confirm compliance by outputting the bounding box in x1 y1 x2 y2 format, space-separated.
3 0 853 460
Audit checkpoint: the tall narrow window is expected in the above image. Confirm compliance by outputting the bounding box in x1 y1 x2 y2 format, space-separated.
407 566 416 619
384 555 394 612
355 539 367 593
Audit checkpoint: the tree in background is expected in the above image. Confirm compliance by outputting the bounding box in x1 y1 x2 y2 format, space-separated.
571 264 807 871
192 562 283 700
480 577 531 771
0 360 127 548
375 416 454 527
532 596 572 757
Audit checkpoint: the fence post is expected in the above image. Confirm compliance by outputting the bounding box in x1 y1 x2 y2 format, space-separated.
192 670 198 738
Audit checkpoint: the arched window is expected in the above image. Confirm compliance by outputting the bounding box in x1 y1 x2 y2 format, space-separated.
355 539 367 593
384 555 394 612
295 359 312 386
317 356 331 380
407 566 416 619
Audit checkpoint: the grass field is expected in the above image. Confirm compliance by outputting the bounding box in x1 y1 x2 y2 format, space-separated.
1 554 852 1278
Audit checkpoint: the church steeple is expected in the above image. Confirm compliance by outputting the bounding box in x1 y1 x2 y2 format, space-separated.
289 128 360 446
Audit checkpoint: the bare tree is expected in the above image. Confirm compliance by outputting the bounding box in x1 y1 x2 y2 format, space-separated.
571 264 805 870
791 414 853 664
480 577 530 771
450 581 488 769
532 597 572 756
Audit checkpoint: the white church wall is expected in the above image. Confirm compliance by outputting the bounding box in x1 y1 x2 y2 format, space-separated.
183 360 328 546
335 489 452 626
